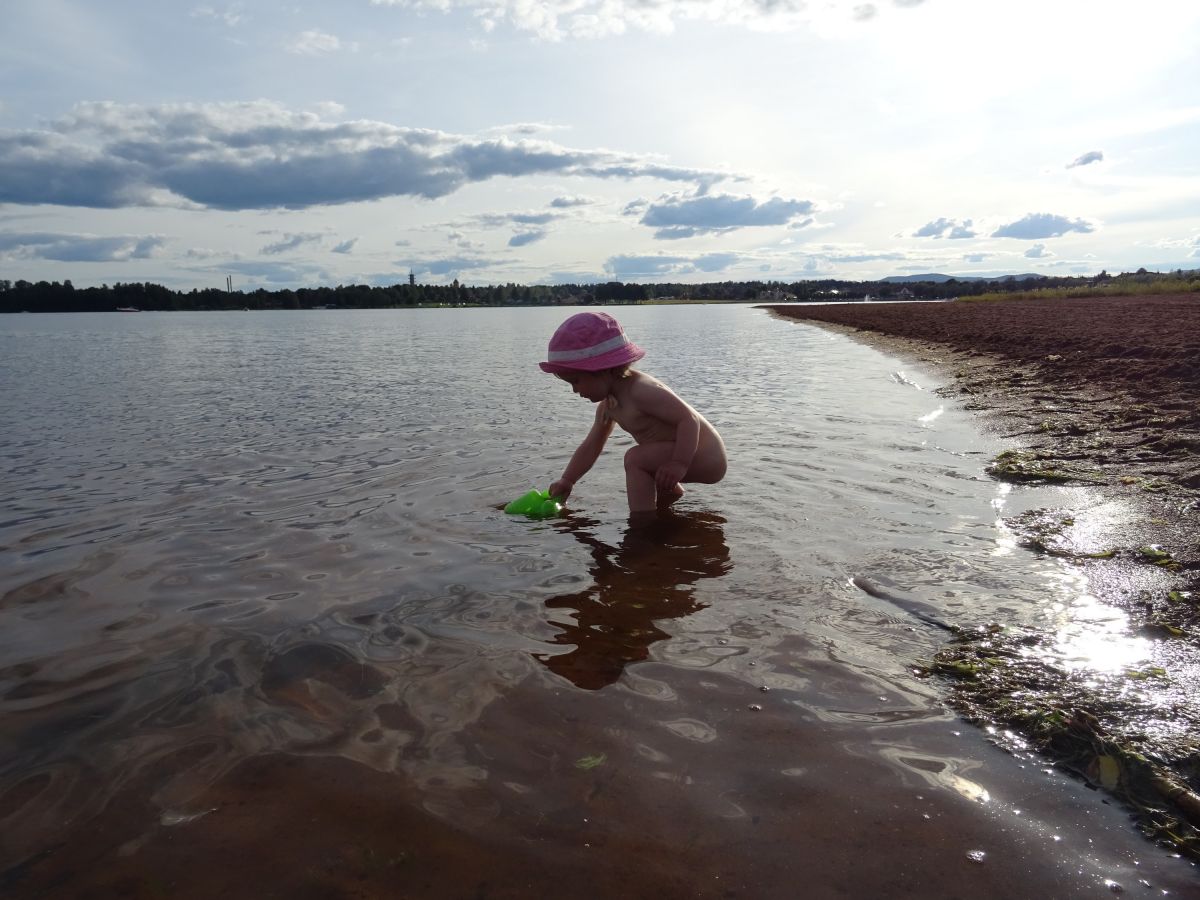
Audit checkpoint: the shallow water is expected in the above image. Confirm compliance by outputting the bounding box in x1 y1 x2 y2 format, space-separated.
1 306 1194 896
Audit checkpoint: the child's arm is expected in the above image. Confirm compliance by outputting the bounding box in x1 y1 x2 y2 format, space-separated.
549 402 615 501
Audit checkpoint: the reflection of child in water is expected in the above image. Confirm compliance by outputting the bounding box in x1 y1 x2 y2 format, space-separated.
540 312 727 514
537 510 731 690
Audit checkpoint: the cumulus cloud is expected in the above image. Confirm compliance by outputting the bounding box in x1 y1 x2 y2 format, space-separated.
260 232 323 254
0 101 732 211
412 256 495 277
508 230 546 247
992 213 1094 239
474 211 559 227
0 231 164 262
369 0 923 40
550 195 593 208
913 217 977 239
693 252 740 272
605 254 693 277
1024 243 1053 259
640 193 815 239
1066 150 1104 168
605 250 741 278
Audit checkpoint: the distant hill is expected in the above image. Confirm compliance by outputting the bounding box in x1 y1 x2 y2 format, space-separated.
882 273 1047 284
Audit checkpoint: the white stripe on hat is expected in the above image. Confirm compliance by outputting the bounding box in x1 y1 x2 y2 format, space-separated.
546 332 629 362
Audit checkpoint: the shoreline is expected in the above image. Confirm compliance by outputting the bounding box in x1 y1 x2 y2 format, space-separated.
764 296 1200 858
762 295 1198 605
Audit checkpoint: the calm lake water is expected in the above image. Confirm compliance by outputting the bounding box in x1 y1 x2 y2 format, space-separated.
1 306 1194 897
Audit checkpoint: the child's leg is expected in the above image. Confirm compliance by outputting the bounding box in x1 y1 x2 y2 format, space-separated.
624 442 726 513
623 442 675 513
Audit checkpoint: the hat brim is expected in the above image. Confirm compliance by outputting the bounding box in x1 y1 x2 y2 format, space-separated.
539 343 645 375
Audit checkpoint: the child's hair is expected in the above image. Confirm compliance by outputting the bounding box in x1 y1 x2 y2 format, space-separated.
556 364 633 381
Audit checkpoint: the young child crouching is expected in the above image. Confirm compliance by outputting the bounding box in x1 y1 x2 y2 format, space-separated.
540 311 726 514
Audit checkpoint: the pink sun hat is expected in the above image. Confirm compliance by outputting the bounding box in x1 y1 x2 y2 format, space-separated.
539 311 646 374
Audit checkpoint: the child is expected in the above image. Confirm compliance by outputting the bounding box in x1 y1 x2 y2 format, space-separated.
540 311 727 514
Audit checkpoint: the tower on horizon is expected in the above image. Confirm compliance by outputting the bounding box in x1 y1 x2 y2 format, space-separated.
408 270 415 286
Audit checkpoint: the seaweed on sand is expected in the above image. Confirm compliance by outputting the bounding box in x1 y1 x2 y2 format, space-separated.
919 626 1200 860
985 449 1105 484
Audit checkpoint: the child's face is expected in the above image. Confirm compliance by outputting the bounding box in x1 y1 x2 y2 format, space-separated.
558 370 609 402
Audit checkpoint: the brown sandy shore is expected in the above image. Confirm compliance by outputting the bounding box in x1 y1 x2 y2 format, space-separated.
766 294 1200 859
765 294 1199 610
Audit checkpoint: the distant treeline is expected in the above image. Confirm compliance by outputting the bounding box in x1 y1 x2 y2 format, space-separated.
1 268 1196 313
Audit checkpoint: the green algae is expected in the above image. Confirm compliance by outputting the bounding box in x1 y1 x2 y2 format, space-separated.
1137 545 1182 571
986 449 1105 484
920 626 1200 860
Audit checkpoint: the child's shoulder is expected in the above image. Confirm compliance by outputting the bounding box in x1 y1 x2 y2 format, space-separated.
625 369 670 393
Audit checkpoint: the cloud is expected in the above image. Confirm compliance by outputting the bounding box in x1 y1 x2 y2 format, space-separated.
260 232 323 254
369 0 923 40
606 254 693 277
191 5 244 27
991 213 1094 239
1066 150 1104 169
1024 243 1053 259
508 230 546 247
827 251 908 263
486 122 569 136
640 193 815 239
0 101 730 211
287 30 357 55
913 217 977 239
550 195 593 208
475 211 559 227
332 238 358 254
412 256 496 277
604 250 742 278
223 260 332 284
693 252 740 272
0 231 164 262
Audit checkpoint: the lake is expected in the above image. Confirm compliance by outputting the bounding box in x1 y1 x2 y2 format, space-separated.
1 306 1195 897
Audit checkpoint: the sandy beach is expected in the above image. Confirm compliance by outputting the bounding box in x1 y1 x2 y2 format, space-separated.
765 294 1198 605
767 293 1200 864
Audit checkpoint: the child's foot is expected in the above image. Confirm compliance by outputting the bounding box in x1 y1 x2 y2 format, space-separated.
657 484 685 509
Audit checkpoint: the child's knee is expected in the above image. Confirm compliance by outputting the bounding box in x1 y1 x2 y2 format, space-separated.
623 445 655 475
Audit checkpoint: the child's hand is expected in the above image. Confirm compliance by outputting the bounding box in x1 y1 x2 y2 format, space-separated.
655 461 687 492
549 478 573 502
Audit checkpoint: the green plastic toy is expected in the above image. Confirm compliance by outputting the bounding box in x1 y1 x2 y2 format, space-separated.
504 489 562 520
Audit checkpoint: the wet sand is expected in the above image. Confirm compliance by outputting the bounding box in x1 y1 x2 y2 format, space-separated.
7 651 1200 899
765 294 1199 606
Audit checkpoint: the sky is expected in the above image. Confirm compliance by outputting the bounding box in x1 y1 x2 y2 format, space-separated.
2 0 1199 291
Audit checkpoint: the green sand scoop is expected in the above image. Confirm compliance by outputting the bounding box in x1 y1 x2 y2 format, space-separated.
504 489 562 520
